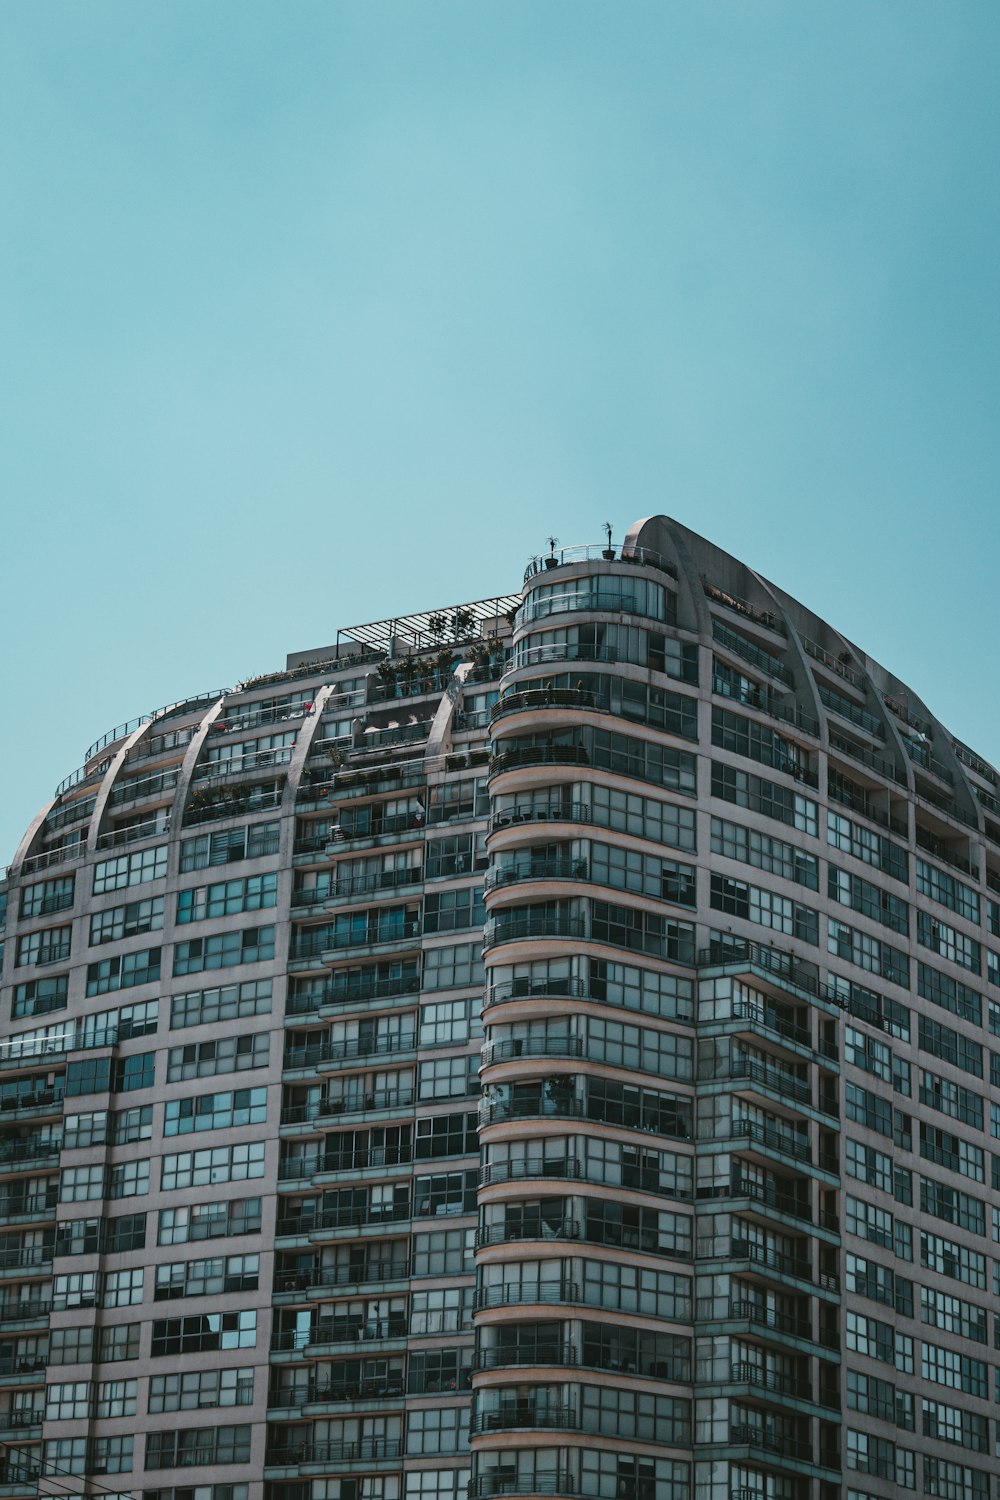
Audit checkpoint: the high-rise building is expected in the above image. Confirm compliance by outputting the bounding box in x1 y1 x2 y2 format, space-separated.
1 513 998 1500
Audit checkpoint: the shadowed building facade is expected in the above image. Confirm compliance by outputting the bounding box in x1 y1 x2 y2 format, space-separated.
0 515 998 1500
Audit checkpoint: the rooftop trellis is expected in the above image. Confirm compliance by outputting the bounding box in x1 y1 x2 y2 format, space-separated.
336 594 522 657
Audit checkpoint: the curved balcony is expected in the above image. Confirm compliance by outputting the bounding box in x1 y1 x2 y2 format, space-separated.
483 978 588 1012
468 1474 579 1500
491 688 601 727
480 1037 583 1067
479 1094 692 1143
475 1278 692 1321
483 913 585 950
485 858 589 894
490 802 592 835
472 1406 578 1435
475 1220 689 1261
474 1342 579 1372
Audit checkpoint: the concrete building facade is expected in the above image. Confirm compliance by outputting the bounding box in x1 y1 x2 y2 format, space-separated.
1 515 999 1500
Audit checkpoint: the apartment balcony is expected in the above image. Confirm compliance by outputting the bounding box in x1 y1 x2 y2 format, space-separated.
472 1406 578 1436
273 1257 409 1297
480 1037 584 1068
275 1202 411 1239
485 858 589 893
280 1090 416 1129
269 1377 406 1415
265 1436 402 1468
468 1474 580 1500
478 1094 691 1143
483 913 586 950
0 1193 58 1228
286 969 420 1017
490 802 592 835
278 1146 412 1185
283 1033 417 1071
696 1296 817 1347
698 1236 838 1296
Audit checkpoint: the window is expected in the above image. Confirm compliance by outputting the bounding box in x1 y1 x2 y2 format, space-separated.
714 761 817 834
710 873 818 942
918 1014 982 1077
161 1142 266 1191
88 1434 133 1474
97 1322 140 1362
916 858 980 922
154 1253 259 1301
176 874 278 923
46 1382 90 1420
148 1367 254 1412
94 844 168 893
166 1032 269 1081
103 1268 144 1307
20 875 75 919
180 822 280 871
920 1340 988 1396
917 910 980 973
90 896 164 946
96 1379 137 1418
422 943 483 992
112 1052 155 1092
156 1196 262 1246
920 1230 986 1289
712 815 817 888
918 962 982 1025
170 978 272 1029
163 1087 267 1135
86 947 161 996
12 974 68 1019
172 926 274 975
150 1313 257 1357
60 1164 104 1202
144 1425 252 1469
108 1159 150 1198
16 925 71 967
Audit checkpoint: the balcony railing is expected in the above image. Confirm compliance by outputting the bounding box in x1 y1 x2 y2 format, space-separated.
731 1118 810 1163
480 1038 583 1066
273 1259 409 1294
281 1090 416 1126
468 1474 579 1500
524 541 676 581
491 802 592 832
283 1033 416 1069
276 1201 411 1236
472 1406 578 1435
484 913 586 947
475 1343 578 1371
485 858 588 892
266 1437 402 1466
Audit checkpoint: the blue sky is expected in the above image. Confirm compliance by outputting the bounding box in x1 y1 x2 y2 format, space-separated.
1 1 998 864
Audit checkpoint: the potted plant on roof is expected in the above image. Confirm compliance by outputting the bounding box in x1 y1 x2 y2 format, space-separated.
602 521 615 561
469 640 490 680
544 536 559 569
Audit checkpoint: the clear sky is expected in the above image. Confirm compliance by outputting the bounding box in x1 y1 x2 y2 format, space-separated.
1 1 998 866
